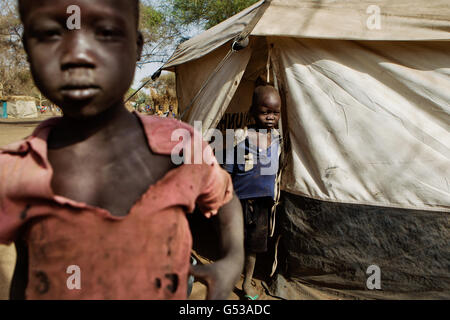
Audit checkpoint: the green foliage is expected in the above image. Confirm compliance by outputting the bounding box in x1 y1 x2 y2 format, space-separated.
141 72 175 95
138 0 182 64
0 0 36 96
126 88 138 101
139 2 165 43
135 91 150 105
170 0 260 29
140 71 177 109
126 88 152 107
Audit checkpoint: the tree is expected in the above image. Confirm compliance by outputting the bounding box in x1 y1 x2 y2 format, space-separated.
139 72 177 110
169 0 260 30
130 1 260 109
142 1 262 63
138 1 184 65
0 0 35 97
141 72 175 94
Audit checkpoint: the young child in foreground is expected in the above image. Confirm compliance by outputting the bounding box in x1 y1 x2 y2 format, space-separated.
223 85 281 300
0 0 244 300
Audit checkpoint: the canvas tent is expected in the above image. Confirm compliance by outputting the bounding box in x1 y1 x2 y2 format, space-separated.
3 96 38 119
161 0 450 299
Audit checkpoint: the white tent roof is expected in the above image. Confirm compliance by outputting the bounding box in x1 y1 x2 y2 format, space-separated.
252 0 450 40
164 0 450 69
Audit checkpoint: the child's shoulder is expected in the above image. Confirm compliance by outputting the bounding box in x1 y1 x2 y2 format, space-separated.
137 114 198 155
0 138 31 205
139 114 194 132
0 117 60 188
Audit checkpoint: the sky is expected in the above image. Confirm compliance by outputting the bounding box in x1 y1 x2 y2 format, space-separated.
132 0 169 89
132 62 162 90
131 0 203 90
131 30 203 91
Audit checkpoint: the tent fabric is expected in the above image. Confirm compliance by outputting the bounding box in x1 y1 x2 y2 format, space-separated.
6 99 38 118
166 37 450 212
177 45 252 136
253 0 450 40
164 0 450 70
163 0 450 298
164 0 264 70
273 37 450 212
271 192 450 300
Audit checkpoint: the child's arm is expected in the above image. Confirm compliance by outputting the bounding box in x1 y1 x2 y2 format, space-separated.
190 192 244 300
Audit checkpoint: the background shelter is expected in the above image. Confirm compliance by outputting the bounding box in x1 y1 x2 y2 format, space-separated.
161 0 450 299
0 99 6 119
3 96 37 119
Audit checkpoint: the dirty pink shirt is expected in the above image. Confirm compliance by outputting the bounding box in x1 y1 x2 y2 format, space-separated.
0 113 233 300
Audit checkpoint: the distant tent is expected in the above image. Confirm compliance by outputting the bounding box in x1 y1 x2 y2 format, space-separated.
4 96 38 119
162 0 450 299
0 100 6 119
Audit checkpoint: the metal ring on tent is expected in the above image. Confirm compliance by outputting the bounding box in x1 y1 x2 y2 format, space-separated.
125 68 162 103
232 36 249 52
151 68 162 80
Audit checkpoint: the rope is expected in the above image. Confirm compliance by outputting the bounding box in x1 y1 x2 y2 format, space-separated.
125 78 153 103
125 67 162 105
266 45 272 83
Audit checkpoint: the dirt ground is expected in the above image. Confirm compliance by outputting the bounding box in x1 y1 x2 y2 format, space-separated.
188 250 279 301
0 122 40 147
0 118 278 300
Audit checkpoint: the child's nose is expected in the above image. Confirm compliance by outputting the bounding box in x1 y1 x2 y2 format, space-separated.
61 31 96 70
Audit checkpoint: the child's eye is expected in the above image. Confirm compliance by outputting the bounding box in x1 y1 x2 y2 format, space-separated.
36 29 62 41
96 27 123 41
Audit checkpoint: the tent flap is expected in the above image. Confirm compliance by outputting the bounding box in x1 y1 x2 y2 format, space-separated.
275 37 449 212
178 45 253 136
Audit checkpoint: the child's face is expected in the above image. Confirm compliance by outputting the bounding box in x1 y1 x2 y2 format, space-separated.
252 94 281 130
21 0 143 119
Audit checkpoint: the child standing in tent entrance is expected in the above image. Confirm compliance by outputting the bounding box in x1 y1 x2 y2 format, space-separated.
223 85 281 300
0 0 244 300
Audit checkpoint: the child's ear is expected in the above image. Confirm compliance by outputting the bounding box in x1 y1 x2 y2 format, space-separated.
136 31 144 61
